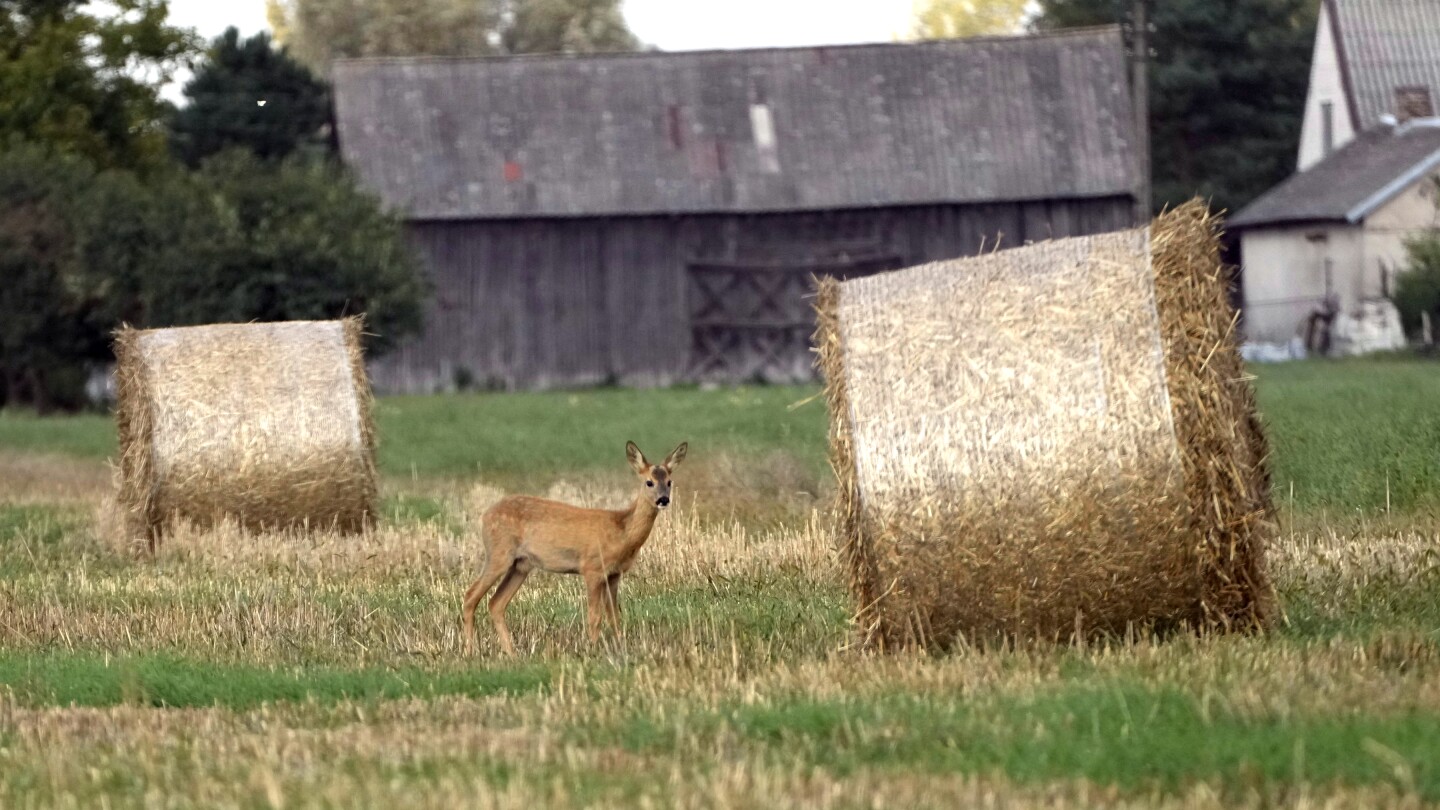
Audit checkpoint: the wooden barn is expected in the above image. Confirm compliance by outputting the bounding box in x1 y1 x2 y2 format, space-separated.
332 28 1142 392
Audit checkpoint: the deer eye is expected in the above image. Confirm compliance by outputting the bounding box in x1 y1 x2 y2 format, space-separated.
646 480 654 487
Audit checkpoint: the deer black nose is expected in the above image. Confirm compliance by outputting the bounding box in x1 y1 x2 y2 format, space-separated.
657 496 670 508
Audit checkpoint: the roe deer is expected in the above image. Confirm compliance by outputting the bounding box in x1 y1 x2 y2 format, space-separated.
462 441 688 655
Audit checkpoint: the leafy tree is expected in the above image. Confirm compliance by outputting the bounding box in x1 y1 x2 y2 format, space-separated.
267 0 640 72
0 147 104 411
0 146 427 411
0 0 196 169
912 0 1029 39
267 0 501 71
186 152 428 353
1396 231 1440 339
170 27 333 166
502 0 638 55
1033 0 1316 215
73 151 428 353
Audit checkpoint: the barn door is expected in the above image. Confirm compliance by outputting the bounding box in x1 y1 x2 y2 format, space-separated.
687 255 901 384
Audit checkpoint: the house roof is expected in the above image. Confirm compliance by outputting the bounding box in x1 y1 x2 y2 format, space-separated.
331 29 1138 220
1330 0 1440 129
1230 120 1440 229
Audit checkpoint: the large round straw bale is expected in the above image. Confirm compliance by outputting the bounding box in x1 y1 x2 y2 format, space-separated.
115 318 378 546
814 200 1273 649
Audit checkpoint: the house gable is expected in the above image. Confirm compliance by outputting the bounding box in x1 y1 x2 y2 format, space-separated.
1299 2 1359 171
1363 165 1440 230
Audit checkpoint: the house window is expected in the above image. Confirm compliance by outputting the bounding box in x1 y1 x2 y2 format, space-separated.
1321 102 1334 157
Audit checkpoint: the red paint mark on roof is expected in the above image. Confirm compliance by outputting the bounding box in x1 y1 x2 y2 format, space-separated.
504 161 523 182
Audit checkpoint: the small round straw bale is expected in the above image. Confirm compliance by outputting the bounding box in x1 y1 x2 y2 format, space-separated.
115 318 378 547
814 200 1273 649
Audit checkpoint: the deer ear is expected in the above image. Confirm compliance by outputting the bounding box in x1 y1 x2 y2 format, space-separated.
663 442 688 470
625 441 649 474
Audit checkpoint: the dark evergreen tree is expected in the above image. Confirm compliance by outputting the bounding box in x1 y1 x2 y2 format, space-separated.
1034 0 1318 215
170 27 333 166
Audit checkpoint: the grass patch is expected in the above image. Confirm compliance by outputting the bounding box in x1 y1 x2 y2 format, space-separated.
599 683 1440 797
3 385 830 483
0 652 553 709
5 361 1440 517
0 410 114 459
381 494 461 535
373 386 827 480
1254 359 1440 513
0 503 84 546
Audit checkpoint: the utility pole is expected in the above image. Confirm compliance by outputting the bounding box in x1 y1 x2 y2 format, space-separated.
1132 0 1152 225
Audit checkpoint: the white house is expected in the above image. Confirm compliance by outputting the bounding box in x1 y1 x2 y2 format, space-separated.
1232 0 1440 352
1298 0 1440 170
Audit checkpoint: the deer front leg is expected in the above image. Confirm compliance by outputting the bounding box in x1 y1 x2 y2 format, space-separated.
583 571 608 645
604 573 622 633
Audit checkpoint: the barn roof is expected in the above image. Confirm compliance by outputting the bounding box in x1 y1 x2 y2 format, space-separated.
1329 0 1440 129
1230 119 1440 229
332 29 1139 220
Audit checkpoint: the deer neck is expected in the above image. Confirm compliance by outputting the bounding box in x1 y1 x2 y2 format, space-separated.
620 493 661 548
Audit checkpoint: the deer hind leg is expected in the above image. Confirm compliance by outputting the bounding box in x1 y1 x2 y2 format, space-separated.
461 553 512 654
488 563 530 656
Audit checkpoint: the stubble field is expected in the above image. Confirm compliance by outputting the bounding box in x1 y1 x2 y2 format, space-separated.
1 360 1439 808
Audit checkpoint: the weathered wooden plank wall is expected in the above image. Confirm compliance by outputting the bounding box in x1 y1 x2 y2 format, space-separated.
368 197 1135 392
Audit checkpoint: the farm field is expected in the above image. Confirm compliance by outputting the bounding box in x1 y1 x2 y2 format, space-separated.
1 359 1439 807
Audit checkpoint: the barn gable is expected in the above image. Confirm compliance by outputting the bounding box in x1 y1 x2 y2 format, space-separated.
333 28 1139 221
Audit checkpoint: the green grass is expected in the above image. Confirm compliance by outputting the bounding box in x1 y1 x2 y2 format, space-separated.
596 684 1440 797
5 360 1439 512
0 410 113 459
373 386 826 479
1254 360 1440 513
4 648 1437 798
1 385 828 481
0 652 553 709
0 503 84 546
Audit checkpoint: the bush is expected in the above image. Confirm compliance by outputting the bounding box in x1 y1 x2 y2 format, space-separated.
189 151 428 353
0 146 427 411
1395 232 1440 339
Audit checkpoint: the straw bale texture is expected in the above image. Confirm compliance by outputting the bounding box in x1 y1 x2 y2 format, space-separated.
815 200 1273 649
115 319 377 546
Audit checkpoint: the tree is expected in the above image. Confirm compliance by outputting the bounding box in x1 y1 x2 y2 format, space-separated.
1396 230 1440 339
186 152 428 353
268 0 501 71
0 0 196 170
0 147 99 411
267 0 640 73
502 0 638 55
912 0 1029 39
1033 0 1316 216
73 151 429 355
170 27 333 166
0 145 428 411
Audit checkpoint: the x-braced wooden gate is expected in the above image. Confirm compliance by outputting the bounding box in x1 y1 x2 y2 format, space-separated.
687 255 901 383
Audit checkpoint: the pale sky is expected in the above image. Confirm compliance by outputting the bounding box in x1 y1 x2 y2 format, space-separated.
163 0 916 52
